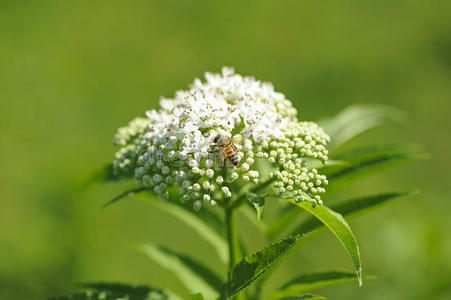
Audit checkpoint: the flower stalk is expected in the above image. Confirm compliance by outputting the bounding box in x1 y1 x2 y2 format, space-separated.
224 203 244 300
225 205 239 277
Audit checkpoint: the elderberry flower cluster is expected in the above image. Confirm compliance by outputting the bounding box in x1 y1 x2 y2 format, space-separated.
112 67 330 210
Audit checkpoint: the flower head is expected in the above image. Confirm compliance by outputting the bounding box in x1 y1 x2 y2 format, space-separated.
112 67 330 210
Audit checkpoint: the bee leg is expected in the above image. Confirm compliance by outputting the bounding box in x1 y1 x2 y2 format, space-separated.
222 158 226 168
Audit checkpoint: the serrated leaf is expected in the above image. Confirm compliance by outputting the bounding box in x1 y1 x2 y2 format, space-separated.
227 233 310 297
246 192 266 220
139 244 222 299
49 282 182 300
189 293 204 300
318 104 405 150
265 271 375 300
259 191 415 290
293 191 417 235
286 195 362 287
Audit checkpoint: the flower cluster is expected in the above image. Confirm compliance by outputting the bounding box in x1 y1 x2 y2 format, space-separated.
112 67 330 210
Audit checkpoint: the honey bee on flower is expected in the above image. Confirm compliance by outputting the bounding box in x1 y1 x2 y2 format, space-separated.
209 134 242 168
112 67 330 210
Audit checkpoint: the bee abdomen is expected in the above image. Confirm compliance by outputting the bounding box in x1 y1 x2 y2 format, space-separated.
229 154 240 166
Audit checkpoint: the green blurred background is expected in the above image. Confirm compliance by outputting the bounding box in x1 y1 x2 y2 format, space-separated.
1 1 450 299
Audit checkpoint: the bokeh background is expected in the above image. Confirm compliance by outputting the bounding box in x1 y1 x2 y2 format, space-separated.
1 1 450 299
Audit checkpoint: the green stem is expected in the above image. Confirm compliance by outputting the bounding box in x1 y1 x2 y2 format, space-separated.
224 199 244 300
225 206 239 277
223 178 275 299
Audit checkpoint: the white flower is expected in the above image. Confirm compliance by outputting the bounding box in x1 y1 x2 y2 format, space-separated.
112 67 330 210
241 163 250 172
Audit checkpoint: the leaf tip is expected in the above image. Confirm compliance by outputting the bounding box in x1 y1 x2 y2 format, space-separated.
357 267 363 287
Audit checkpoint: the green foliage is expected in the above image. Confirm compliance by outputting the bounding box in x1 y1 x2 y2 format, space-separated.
318 104 405 150
226 234 307 297
241 204 268 233
144 191 229 264
286 196 362 286
292 191 417 235
265 271 375 300
102 187 147 208
52 103 422 300
83 164 126 188
103 188 229 263
189 293 205 300
266 204 301 239
273 293 327 300
246 192 266 221
323 145 428 194
139 244 223 299
49 292 114 300
48 282 182 300
268 145 425 239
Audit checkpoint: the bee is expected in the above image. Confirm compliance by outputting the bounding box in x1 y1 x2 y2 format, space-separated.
209 134 242 168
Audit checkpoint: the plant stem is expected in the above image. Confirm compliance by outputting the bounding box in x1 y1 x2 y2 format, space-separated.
223 178 275 299
224 205 244 300
225 206 239 276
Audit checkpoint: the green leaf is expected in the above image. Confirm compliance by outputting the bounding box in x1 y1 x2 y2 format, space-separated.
259 191 414 291
49 282 182 300
82 164 130 189
265 271 375 300
226 233 310 297
82 283 164 298
331 144 415 161
324 145 427 194
266 203 301 239
48 291 116 300
139 243 222 299
88 164 116 183
240 204 268 234
189 293 204 300
271 293 326 300
286 195 362 286
267 145 425 239
142 192 229 264
318 160 349 169
293 191 417 235
318 104 405 150
102 187 147 208
103 188 229 264
246 192 266 220
259 191 415 299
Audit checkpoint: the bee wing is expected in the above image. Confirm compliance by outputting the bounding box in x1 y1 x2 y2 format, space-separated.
232 136 243 144
218 150 226 161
